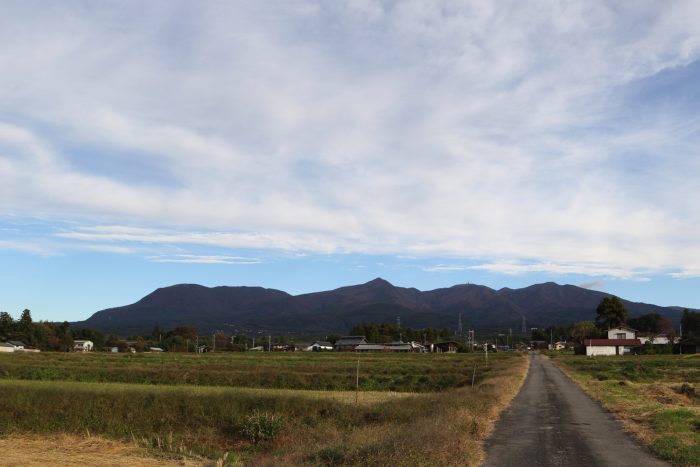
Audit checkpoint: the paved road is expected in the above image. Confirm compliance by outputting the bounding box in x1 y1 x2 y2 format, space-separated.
482 353 668 467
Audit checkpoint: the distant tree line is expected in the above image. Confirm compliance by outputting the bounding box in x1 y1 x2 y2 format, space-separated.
349 322 454 343
0 310 295 352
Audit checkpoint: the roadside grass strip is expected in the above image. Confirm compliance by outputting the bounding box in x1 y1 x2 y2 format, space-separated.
549 354 699 466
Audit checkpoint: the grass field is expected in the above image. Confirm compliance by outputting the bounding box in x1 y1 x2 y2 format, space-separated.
0 351 528 466
0 351 496 392
548 353 699 466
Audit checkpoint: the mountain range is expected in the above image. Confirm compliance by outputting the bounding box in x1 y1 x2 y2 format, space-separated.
74 279 688 337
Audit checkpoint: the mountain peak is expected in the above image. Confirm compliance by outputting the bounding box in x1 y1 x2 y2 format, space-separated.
365 277 393 287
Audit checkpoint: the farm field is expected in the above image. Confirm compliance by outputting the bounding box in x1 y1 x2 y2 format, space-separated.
1 351 495 392
0 351 528 466
548 353 699 466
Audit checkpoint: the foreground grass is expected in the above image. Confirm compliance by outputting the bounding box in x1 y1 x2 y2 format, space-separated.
0 352 528 466
549 354 699 466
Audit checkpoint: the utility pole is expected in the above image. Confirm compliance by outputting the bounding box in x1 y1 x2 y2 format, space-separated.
355 357 360 405
550 328 553 350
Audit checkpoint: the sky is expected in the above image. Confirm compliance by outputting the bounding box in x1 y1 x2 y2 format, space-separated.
1 1 699 322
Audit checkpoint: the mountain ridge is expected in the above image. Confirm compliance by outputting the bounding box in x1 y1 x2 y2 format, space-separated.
75 279 688 336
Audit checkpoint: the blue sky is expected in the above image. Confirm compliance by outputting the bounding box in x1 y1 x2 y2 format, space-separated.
1 1 699 322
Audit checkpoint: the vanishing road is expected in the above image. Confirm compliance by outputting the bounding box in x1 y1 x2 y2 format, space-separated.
483 352 669 467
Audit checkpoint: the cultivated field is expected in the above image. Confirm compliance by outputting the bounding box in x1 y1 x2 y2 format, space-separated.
549 353 699 466
0 351 528 466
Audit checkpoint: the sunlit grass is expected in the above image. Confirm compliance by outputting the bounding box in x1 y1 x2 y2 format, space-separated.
0 352 529 465
550 354 699 466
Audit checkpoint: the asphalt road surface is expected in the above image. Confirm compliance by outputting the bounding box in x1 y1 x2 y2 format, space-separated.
482 353 669 467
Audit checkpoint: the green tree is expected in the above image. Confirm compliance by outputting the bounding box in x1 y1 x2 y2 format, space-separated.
0 311 14 337
681 309 700 335
570 321 597 343
19 309 33 334
595 296 629 329
627 313 662 333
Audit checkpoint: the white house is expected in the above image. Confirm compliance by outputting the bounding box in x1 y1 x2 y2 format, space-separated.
0 342 15 353
582 327 642 356
607 326 637 340
73 340 93 352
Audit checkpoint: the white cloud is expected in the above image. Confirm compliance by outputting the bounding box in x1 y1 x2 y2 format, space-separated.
146 255 261 265
1 1 700 277
669 268 700 279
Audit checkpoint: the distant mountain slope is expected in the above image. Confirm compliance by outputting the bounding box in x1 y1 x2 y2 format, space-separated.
75 279 686 336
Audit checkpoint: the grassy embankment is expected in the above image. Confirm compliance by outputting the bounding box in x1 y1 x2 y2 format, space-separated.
549 353 699 466
0 351 528 466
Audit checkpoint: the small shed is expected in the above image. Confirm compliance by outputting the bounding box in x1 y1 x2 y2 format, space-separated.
0 342 15 353
434 341 459 353
310 341 334 351
74 340 94 352
7 341 25 350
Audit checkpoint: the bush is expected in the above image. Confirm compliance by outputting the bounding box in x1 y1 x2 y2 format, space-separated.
312 446 346 465
241 410 283 445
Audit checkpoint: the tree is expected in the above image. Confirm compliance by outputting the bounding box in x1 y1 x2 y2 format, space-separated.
570 321 597 343
681 309 700 336
627 313 662 333
595 296 629 329
0 311 14 337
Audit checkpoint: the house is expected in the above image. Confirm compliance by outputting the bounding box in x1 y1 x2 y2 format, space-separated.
309 341 333 351
292 342 313 351
7 341 25 351
74 340 94 352
0 342 15 353
553 341 568 351
607 326 636 340
433 341 459 353
334 336 368 351
584 338 641 356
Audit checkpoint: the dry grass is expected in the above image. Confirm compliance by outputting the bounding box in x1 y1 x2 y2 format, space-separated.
550 355 699 466
254 353 531 466
0 432 204 467
0 353 530 466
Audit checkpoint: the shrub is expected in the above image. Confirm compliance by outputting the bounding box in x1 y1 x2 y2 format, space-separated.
240 410 283 445
312 446 346 465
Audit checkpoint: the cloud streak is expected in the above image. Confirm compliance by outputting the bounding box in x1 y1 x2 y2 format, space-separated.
1 1 699 279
